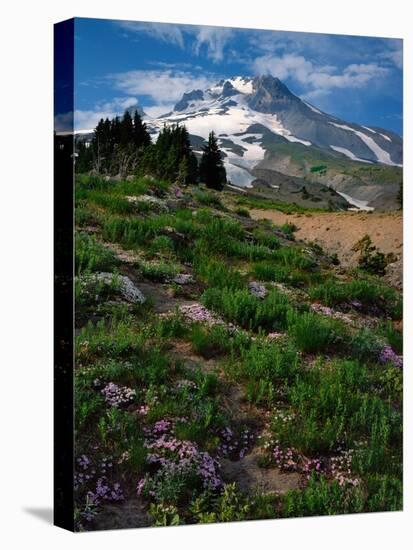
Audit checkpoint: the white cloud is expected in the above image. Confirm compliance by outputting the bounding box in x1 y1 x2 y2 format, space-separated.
253 53 314 82
117 21 184 48
192 26 233 62
109 69 215 104
66 97 140 132
116 21 232 63
253 53 389 96
97 96 139 112
379 45 403 70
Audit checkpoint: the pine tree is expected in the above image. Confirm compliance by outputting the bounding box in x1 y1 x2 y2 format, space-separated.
133 110 151 148
199 131 226 190
120 111 134 147
149 124 198 183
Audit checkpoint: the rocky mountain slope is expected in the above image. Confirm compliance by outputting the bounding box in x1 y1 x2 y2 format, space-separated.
145 76 402 210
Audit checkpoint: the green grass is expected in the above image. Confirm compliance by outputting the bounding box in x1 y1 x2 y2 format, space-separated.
81 190 143 215
253 260 322 288
194 257 245 290
271 358 401 461
139 260 179 281
194 190 226 210
75 314 145 362
241 341 299 383
287 310 347 353
102 214 172 248
202 287 292 332
233 195 324 214
234 207 251 218
251 229 281 250
73 173 403 526
274 246 316 270
75 232 118 274
309 277 402 318
190 324 250 359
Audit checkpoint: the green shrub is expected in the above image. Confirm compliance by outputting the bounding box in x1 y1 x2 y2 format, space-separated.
76 174 112 192
279 222 298 238
75 232 118 274
384 321 403 354
350 328 382 362
364 475 402 512
234 207 251 218
150 235 175 254
190 324 250 359
194 257 244 290
252 229 281 250
75 316 144 361
139 260 179 281
86 190 139 215
253 261 322 288
274 246 316 270
202 287 291 332
229 240 276 261
353 235 388 276
191 324 230 358
287 310 346 353
309 277 401 319
240 341 299 403
190 484 250 524
154 313 189 339
75 204 101 227
282 475 364 517
194 190 225 210
273 359 400 457
102 214 172 248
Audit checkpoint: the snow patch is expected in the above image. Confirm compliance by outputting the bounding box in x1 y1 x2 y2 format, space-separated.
329 122 399 166
330 146 373 164
336 190 374 212
379 133 392 142
304 101 322 115
225 162 255 188
361 125 376 134
227 183 248 193
228 77 254 95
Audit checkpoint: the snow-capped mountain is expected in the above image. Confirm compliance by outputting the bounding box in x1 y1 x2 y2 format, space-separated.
145 75 402 207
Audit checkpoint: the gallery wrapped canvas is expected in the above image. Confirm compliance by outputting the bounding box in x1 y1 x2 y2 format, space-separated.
54 17 403 532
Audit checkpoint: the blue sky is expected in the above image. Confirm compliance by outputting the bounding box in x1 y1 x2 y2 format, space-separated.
63 17 402 134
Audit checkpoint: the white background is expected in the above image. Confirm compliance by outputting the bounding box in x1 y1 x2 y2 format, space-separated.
0 0 411 548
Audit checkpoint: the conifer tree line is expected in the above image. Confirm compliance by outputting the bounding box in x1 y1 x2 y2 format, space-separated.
76 109 227 190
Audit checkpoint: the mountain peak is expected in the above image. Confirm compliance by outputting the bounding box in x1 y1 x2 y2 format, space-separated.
248 75 297 113
174 89 204 112
256 74 294 94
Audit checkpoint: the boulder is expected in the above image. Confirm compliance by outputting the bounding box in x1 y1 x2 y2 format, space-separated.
249 281 268 299
172 273 194 285
88 272 146 304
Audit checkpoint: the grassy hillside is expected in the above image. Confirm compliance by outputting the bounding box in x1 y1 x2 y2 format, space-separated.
74 174 402 530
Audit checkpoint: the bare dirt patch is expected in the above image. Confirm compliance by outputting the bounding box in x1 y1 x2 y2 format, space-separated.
92 498 150 531
249 209 403 288
221 447 301 495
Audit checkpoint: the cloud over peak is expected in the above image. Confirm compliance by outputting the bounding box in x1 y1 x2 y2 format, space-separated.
253 53 389 97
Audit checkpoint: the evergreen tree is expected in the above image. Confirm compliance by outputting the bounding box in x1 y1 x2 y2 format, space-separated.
120 110 134 146
133 110 151 148
199 131 226 190
148 124 198 183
